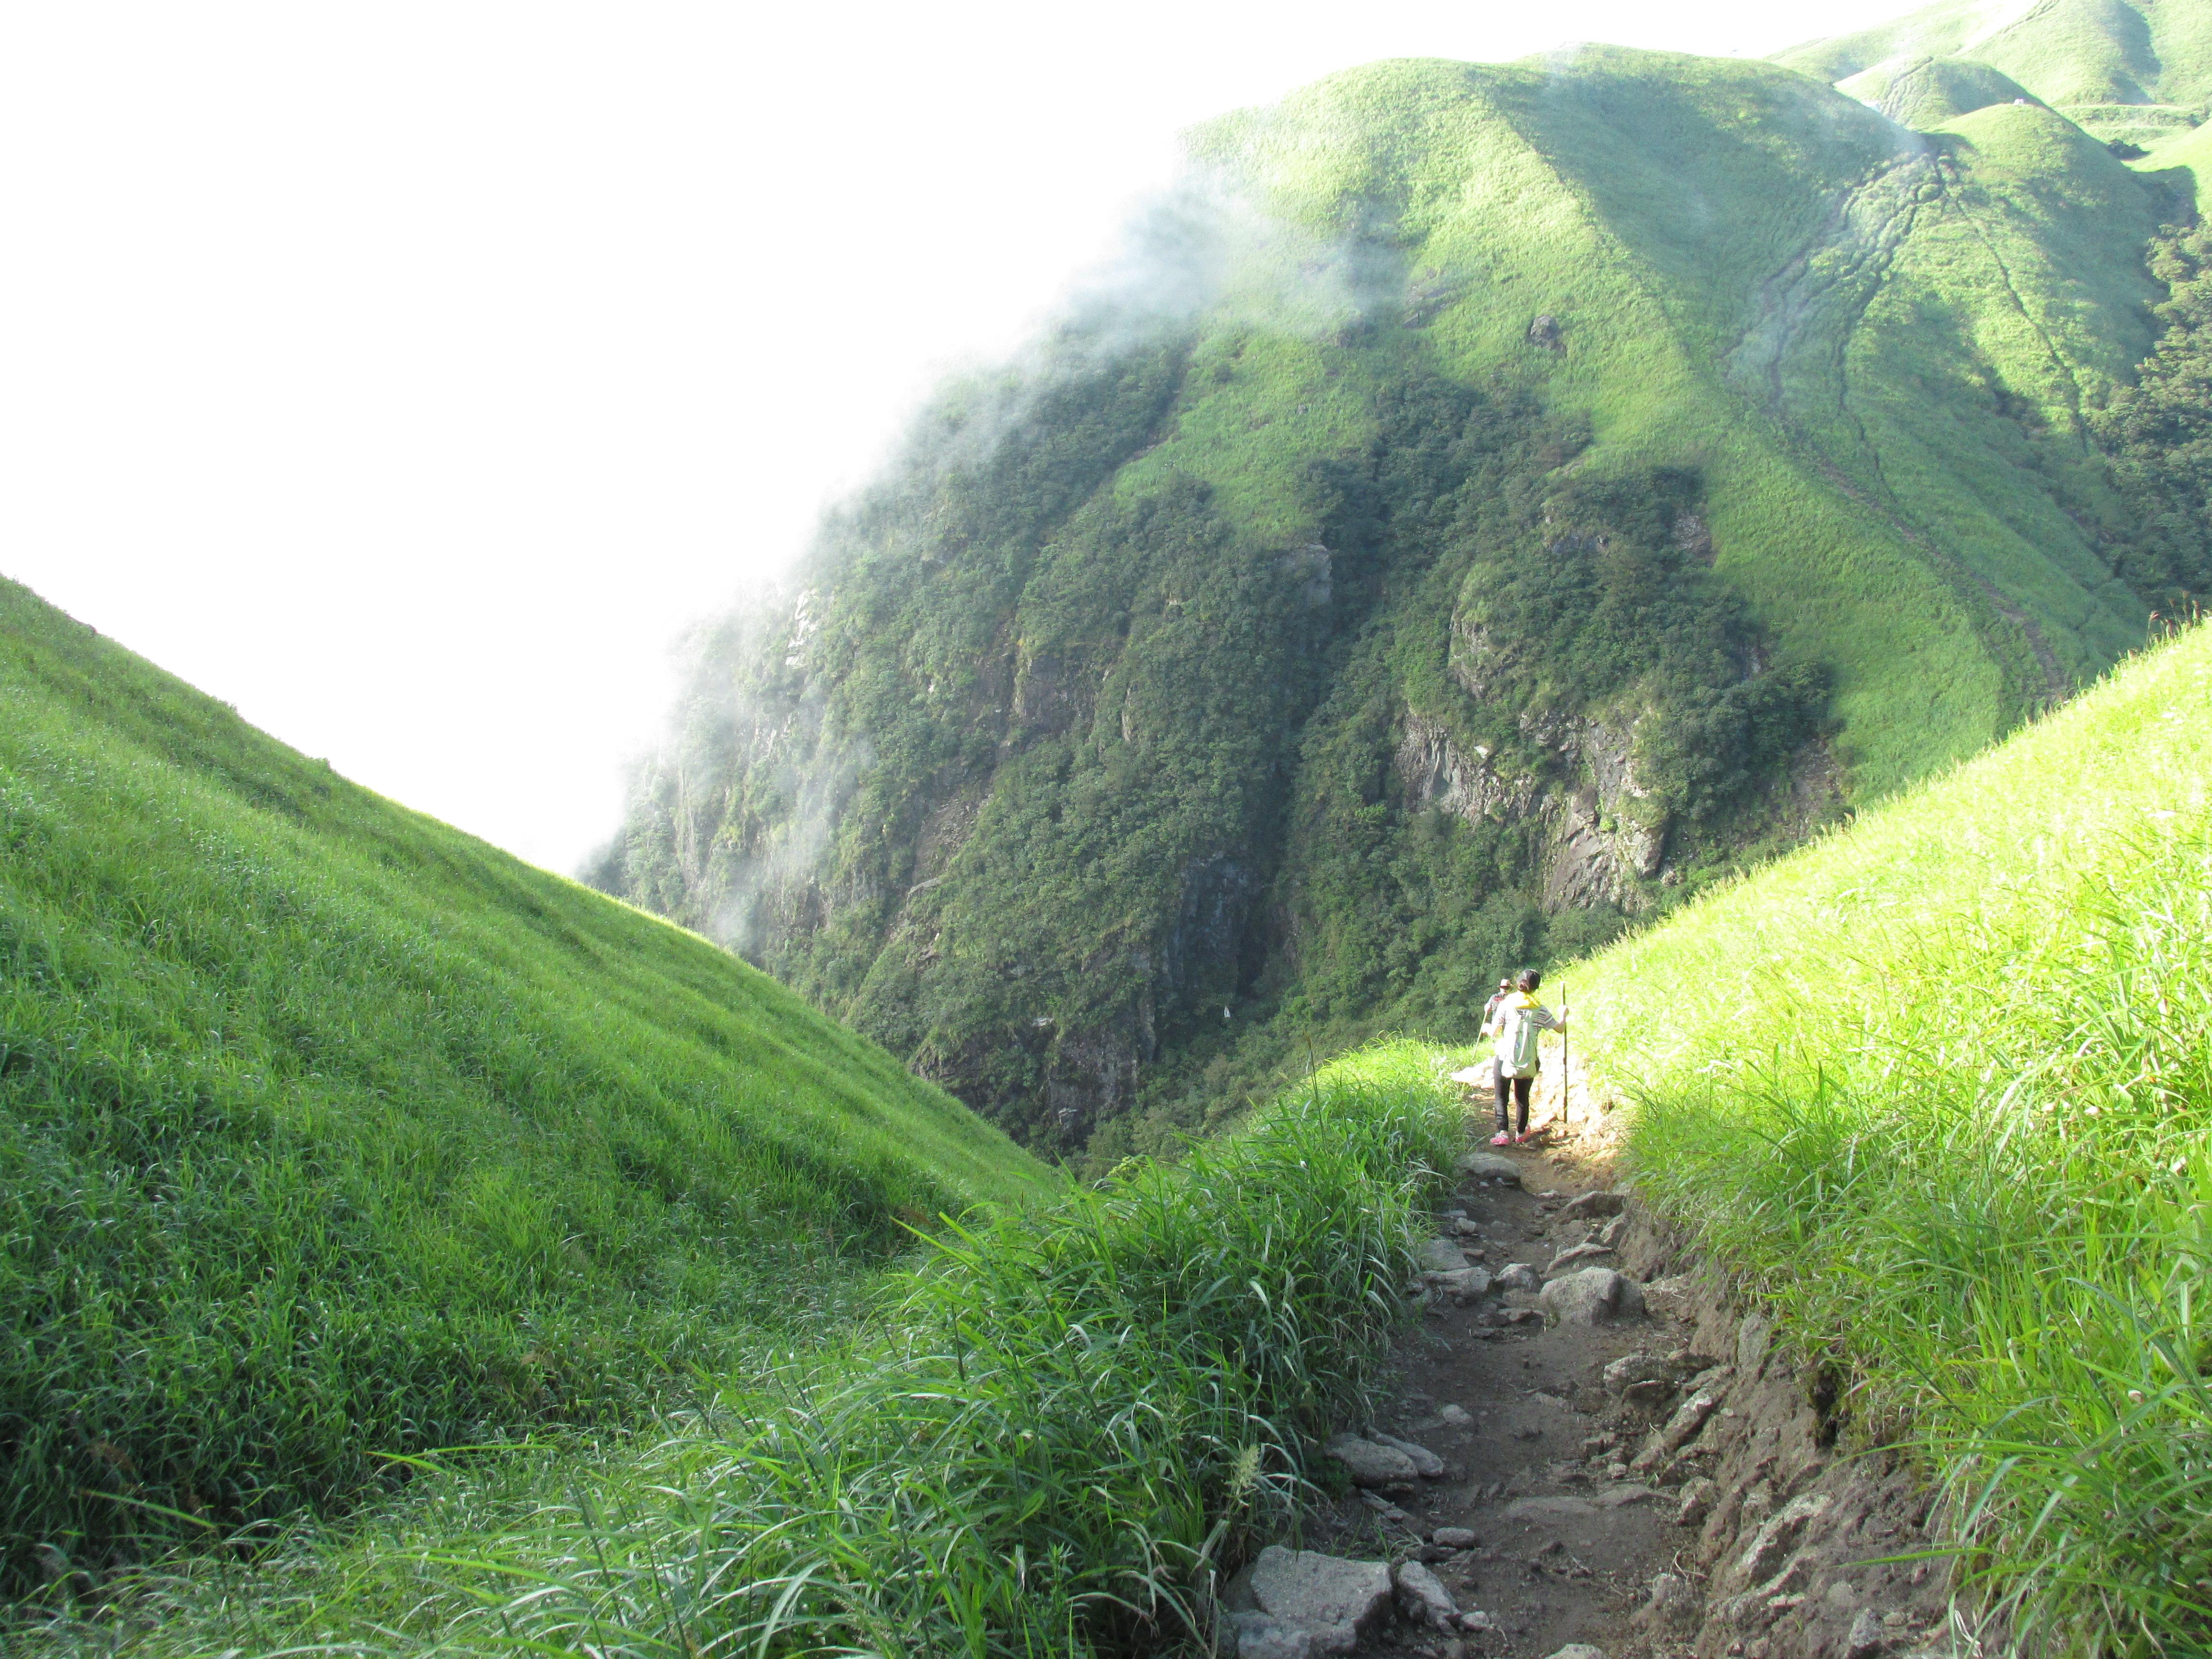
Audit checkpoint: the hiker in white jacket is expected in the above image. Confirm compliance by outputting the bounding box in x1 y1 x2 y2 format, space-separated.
1486 968 1564 1146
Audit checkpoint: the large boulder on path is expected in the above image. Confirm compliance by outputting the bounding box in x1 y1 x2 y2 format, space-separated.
1538 1266 1646 1326
1247 1546 1394 1655
1417 1237 1470 1273
1456 1152 1522 1185
1322 1433 1420 1486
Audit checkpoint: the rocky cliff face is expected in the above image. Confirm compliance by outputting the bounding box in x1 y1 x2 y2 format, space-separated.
592 356 1835 1149
583 37 2192 1147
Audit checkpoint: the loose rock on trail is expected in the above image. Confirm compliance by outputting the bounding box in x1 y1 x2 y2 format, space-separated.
1220 1118 1967 1659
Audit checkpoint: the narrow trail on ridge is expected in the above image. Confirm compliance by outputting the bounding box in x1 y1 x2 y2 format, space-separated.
1300 1111 1677 1657
1275 1085 1960 1659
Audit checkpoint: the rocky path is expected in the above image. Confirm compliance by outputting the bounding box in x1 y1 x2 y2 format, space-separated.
1219 1120 1963 1659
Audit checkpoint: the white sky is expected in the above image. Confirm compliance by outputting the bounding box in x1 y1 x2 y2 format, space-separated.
0 0 1906 875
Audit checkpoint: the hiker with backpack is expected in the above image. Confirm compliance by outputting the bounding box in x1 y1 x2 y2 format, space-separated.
1487 967 1564 1146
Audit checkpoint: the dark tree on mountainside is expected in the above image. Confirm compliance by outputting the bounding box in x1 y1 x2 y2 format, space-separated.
2095 224 2212 611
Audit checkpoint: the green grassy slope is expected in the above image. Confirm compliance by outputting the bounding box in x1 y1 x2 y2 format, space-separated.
1779 0 2212 146
1569 619 2212 1644
0 578 1046 1587
600 38 2179 1153
38 1046 1460 1659
1233 50 2162 760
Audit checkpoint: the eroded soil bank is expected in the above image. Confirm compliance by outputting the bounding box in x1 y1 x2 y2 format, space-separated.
1234 1127 1971 1659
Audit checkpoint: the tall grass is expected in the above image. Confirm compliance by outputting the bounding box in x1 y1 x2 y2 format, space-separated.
36 1043 1460 1658
0 579 1047 1593
1577 621 2212 1653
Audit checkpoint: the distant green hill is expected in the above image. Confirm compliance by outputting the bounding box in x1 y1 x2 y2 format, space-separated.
0 579 1046 1587
596 24 2197 1153
1779 0 2212 146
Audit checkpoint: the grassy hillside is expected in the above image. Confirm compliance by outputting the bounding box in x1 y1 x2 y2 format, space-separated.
597 39 2180 1153
34 1046 1459 1658
0 578 1046 1589
1779 0 2212 146
1568 618 2212 1647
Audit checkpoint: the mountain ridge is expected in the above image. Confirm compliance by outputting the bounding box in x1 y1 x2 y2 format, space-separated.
596 16 2203 1150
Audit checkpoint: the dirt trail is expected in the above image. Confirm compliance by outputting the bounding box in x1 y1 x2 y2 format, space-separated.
1287 1104 1964 1659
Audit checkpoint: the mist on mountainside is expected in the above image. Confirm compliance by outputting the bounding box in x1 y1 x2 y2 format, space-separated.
592 32 2203 1158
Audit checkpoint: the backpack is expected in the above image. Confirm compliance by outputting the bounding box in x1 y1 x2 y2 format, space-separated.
1499 996 1544 1076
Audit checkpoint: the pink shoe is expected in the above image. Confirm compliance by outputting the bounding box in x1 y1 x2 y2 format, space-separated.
1490 1131 1513 1147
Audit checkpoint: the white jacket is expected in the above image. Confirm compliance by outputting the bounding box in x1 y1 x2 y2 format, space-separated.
1488 991 1563 1080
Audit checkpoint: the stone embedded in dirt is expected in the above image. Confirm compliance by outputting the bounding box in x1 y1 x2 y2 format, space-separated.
1494 1261 1542 1293
1558 1189 1625 1220
1357 1490 1411 1523
1432 1266 1491 1299
1418 1238 1472 1273
1455 1152 1522 1184
1598 1213 1629 1248
1230 1614 1314 1659
1726 1491 1832 1590
1675 1477 1717 1526
1738 1311 1775 1376
1537 1266 1646 1325
1431 1525 1479 1549
1247 1546 1394 1654
1394 1559 1460 1629
1323 1433 1420 1487
1546 1240 1614 1274
1632 1382 1724 1471
1541 1646 1607 1659
1602 1349 1692 1395
1369 1431 1445 1477
1845 1606 1887 1659
1634 1573 1695 1635
1437 1403 1473 1428
1593 1484 1653 1508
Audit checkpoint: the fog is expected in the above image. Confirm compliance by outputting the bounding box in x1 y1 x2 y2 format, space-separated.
0 0 1907 874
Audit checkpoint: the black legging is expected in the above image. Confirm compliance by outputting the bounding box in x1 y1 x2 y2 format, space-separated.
1494 1070 1533 1135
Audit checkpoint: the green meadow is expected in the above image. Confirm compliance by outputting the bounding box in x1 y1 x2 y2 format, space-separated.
0 579 1046 1592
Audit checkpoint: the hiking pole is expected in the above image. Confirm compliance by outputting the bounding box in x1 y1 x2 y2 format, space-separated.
1560 981 1570 1134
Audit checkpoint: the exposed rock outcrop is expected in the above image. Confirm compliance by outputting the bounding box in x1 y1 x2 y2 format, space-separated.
1394 707 1671 915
